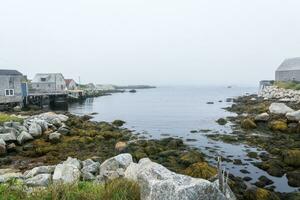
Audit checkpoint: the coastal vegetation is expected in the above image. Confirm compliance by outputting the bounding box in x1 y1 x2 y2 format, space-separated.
274 81 300 90
0 179 140 200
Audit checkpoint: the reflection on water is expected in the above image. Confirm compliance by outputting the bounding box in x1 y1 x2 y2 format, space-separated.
68 86 298 193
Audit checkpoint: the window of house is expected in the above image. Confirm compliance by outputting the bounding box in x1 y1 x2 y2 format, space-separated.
5 89 14 96
41 78 46 82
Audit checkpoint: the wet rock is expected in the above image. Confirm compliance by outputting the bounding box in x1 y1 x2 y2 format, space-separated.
49 132 61 144
115 141 127 153
24 165 56 179
286 170 300 187
268 120 288 132
216 118 227 125
190 130 198 133
25 174 52 187
247 152 258 159
0 132 16 142
254 160 285 177
241 118 257 129
29 122 42 137
243 176 252 181
182 162 217 179
233 159 243 165
125 158 228 200
7 143 16 152
255 176 274 188
283 150 300 167
269 103 294 115
112 120 125 127
255 113 270 122
244 188 280 200
240 169 250 174
179 150 204 166
17 131 33 145
207 101 214 104
286 110 300 121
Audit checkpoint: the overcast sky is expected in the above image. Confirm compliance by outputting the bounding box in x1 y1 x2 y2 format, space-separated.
0 0 299 86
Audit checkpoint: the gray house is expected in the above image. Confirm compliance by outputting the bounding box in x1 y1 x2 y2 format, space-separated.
0 70 24 105
276 57 300 82
30 73 66 93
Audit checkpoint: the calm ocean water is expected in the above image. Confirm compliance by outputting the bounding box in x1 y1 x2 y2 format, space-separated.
68 86 298 193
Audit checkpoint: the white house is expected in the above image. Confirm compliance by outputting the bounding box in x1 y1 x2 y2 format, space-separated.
276 57 300 82
30 73 66 93
65 79 77 90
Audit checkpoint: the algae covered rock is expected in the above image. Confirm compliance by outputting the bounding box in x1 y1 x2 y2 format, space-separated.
112 120 125 127
269 120 288 132
286 170 300 187
244 188 280 200
182 162 217 179
179 150 204 166
216 118 227 125
241 118 257 129
283 150 300 167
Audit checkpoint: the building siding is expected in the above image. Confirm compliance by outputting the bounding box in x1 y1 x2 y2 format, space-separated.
0 75 23 104
275 70 300 82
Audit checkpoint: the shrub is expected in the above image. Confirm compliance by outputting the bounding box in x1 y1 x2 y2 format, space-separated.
0 113 23 125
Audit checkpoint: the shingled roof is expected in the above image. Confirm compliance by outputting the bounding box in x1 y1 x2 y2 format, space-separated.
0 69 22 76
277 57 300 71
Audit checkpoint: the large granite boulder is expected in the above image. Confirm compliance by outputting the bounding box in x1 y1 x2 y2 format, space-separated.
25 174 52 187
17 131 33 145
286 110 300 121
52 157 81 184
49 132 61 143
125 158 228 200
269 103 294 115
0 132 16 142
24 165 56 179
29 122 42 137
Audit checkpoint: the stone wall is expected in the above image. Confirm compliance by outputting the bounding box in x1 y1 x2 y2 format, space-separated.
259 86 300 102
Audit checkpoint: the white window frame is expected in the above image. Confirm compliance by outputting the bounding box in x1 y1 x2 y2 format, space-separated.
5 89 14 96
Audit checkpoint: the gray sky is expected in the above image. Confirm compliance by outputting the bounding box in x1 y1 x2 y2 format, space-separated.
0 0 299 86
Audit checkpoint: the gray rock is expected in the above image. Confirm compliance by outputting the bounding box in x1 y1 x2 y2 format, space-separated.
49 132 61 143
29 122 42 137
63 157 81 169
17 131 34 145
0 132 16 142
25 174 52 187
57 127 70 135
81 159 100 174
52 163 81 184
24 165 56 179
255 113 270 122
0 172 23 183
286 110 300 121
99 153 132 174
0 138 6 156
3 122 13 127
125 158 227 200
33 119 48 132
7 143 16 152
269 103 294 115
82 171 96 181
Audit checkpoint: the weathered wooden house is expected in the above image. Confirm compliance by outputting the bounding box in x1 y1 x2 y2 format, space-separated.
30 73 66 93
0 69 24 106
65 79 77 90
276 57 300 82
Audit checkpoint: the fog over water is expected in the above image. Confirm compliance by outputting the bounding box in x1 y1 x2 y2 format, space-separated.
1 0 300 86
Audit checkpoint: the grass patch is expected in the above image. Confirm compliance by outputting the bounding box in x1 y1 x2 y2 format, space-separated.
274 81 300 90
0 179 140 200
0 113 23 125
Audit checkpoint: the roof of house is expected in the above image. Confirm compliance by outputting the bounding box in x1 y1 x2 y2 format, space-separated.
277 57 300 72
0 69 22 76
32 73 64 83
65 79 75 87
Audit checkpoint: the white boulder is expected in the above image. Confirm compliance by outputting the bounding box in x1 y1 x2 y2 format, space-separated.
269 103 294 115
24 165 56 179
49 132 61 143
100 153 132 174
29 122 42 137
17 131 33 145
25 174 52 187
255 113 270 122
286 110 300 121
52 163 81 184
0 132 16 142
125 158 228 200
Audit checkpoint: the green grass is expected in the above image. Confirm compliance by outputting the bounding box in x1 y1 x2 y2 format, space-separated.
274 81 300 90
0 113 23 125
0 179 140 200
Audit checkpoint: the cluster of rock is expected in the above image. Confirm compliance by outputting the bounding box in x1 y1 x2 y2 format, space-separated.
0 153 235 200
259 86 300 102
0 112 70 156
